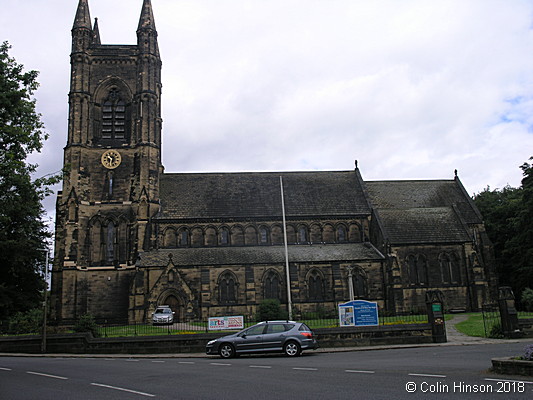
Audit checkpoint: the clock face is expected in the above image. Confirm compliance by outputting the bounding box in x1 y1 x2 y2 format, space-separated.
101 150 122 169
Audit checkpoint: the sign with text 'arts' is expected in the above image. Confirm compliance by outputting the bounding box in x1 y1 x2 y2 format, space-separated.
208 316 244 331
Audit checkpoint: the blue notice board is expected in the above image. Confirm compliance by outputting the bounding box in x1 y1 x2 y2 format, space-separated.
338 300 379 327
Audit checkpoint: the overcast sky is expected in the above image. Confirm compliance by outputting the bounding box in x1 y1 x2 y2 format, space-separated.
2 0 533 226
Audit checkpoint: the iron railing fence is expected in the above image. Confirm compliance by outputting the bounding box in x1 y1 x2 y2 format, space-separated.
93 307 429 338
481 303 500 338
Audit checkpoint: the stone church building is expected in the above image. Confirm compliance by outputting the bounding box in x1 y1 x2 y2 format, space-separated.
51 0 497 324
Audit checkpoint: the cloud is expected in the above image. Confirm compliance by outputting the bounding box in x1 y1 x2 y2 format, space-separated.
1 0 533 223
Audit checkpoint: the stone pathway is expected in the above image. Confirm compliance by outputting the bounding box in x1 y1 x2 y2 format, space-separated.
445 314 506 344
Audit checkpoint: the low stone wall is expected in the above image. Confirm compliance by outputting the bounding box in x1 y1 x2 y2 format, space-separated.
0 323 433 355
491 357 533 377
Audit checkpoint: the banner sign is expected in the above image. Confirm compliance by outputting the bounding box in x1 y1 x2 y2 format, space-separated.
208 315 244 331
338 300 379 327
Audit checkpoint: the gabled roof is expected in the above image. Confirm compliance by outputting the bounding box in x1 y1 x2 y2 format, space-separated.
375 208 471 244
365 179 479 245
138 243 385 267
158 170 371 220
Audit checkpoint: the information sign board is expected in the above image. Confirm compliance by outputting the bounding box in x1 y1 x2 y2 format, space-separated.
338 300 379 327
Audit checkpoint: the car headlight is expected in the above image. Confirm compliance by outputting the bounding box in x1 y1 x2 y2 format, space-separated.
207 340 216 346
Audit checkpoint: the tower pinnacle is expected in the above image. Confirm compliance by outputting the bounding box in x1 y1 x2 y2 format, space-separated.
73 0 92 30
138 0 157 31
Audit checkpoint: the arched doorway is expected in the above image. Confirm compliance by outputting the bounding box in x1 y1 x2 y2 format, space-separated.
163 295 183 322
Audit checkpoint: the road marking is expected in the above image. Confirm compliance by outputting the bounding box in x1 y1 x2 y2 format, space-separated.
104 358 116 361
484 378 533 385
178 361 195 364
27 371 68 380
292 367 318 371
249 365 272 369
409 373 446 378
91 383 155 397
345 370 375 374
151 360 165 363
126 359 140 362
0 367 12 371
210 363 231 366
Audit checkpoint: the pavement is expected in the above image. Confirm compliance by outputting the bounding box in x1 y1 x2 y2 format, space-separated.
1 315 531 358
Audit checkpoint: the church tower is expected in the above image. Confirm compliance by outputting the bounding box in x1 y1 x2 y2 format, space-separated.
52 0 163 321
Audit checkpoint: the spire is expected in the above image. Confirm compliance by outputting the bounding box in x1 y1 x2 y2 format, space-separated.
137 0 159 56
92 18 101 45
73 0 92 30
137 0 157 31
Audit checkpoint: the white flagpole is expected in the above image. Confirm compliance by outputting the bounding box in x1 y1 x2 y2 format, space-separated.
280 176 293 320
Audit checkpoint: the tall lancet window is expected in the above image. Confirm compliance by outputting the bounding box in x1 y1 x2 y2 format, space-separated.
102 88 126 139
106 222 115 264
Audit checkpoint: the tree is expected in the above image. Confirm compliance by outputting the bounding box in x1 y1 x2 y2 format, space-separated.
0 41 58 320
474 157 533 302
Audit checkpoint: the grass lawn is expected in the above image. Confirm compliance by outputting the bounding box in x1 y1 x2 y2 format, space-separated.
453 313 488 337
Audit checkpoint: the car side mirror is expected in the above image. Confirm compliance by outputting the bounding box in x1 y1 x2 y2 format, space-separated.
242 334 247 339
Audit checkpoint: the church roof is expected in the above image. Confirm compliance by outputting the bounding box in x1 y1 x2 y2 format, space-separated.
365 179 480 245
158 170 371 220
137 243 385 267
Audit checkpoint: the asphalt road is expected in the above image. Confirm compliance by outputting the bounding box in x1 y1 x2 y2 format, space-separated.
1 343 532 400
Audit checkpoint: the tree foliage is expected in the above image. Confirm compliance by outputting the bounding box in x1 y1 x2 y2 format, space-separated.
474 157 533 303
0 41 58 320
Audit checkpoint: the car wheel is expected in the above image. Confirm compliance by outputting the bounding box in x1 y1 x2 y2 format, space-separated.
219 343 235 359
283 341 301 357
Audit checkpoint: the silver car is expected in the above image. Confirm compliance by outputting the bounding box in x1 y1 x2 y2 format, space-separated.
152 306 174 325
206 321 318 358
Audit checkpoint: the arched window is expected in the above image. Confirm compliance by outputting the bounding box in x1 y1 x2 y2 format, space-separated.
352 268 367 298
220 227 230 245
245 226 258 245
286 225 296 244
231 226 244 246
102 88 126 139
298 226 308 243
105 221 115 264
219 272 237 304
179 230 189 247
259 227 269 244
337 225 347 243
310 224 322 243
163 229 177 248
264 271 281 300
323 224 335 243
439 253 461 284
308 270 324 301
407 254 428 286
439 253 451 283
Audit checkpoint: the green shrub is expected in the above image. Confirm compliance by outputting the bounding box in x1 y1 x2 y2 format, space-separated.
8 308 43 335
521 288 533 311
257 299 287 321
73 314 100 337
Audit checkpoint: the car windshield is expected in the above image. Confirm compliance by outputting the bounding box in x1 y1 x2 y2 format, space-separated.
155 308 171 314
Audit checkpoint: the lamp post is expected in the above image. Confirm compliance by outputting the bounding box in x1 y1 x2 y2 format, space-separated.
39 248 49 353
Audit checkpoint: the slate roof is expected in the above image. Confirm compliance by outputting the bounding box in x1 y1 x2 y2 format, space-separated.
365 179 480 245
158 171 371 220
138 243 384 267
